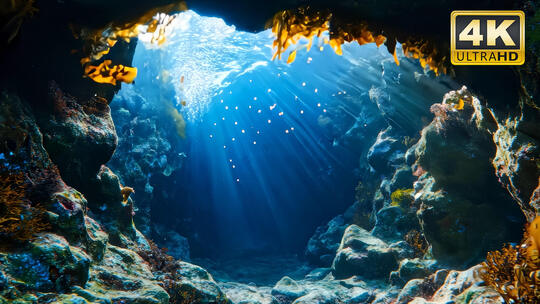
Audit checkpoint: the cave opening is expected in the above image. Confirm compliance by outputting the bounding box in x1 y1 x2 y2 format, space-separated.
108 9 467 281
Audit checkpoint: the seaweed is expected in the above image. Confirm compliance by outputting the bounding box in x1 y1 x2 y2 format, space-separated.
84 60 137 85
0 165 50 243
405 229 429 258
480 217 540 303
390 188 414 208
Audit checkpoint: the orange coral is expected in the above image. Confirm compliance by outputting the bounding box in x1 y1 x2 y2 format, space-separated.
84 60 137 85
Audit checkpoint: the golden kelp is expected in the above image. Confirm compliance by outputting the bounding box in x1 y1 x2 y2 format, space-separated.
84 60 137 85
269 7 445 74
78 1 186 64
169 106 186 139
269 7 331 61
1 0 37 43
77 2 186 84
480 217 540 303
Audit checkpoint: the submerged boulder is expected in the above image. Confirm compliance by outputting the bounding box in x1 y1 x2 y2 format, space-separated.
331 225 398 280
272 276 307 304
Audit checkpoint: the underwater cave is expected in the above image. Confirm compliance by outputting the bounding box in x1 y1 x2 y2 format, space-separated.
0 0 539 303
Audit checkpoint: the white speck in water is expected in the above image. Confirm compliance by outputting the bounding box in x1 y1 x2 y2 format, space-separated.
300 110 304 114
253 97 257 101
302 82 306 87
267 119 271 124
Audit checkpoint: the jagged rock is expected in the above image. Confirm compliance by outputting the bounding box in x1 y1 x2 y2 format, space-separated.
73 245 169 304
394 269 449 304
389 258 437 287
492 109 540 221
411 88 524 267
388 241 416 260
331 225 397 280
0 234 90 293
372 206 420 241
272 276 307 304
49 188 87 244
169 261 230 303
407 265 502 304
84 216 108 261
305 215 348 267
89 165 138 242
41 83 117 191
367 127 405 175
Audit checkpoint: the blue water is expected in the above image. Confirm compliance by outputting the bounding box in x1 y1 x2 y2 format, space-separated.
112 11 456 257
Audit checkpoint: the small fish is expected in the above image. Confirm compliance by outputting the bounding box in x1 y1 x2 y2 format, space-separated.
181 100 187 106
180 75 185 83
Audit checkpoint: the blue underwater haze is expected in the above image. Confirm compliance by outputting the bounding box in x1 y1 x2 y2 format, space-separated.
111 10 458 257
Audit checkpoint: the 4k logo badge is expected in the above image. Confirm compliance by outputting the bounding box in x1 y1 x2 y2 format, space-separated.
451 10 525 65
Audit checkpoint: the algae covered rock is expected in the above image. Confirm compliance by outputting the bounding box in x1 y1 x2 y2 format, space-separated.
41 83 118 191
411 88 524 267
168 261 230 304
331 224 397 280
406 265 503 304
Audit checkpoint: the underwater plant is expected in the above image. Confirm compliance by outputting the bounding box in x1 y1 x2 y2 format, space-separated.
390 188 414 208
0 167 50 243
480 217 540 303
404 229 429 258
269 7 446 73
84 60 137 85
0 0 38 44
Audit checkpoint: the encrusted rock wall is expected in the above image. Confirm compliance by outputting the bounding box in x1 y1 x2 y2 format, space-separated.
0 92 229 303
